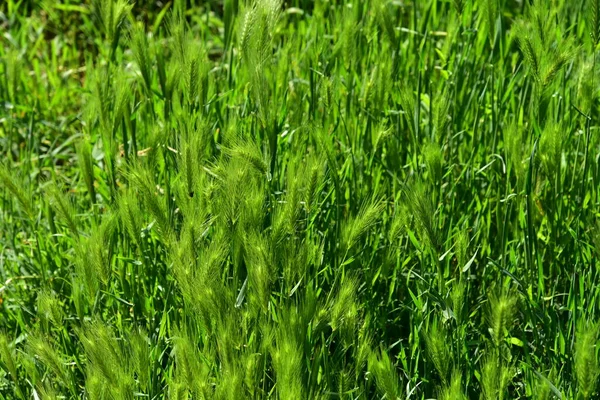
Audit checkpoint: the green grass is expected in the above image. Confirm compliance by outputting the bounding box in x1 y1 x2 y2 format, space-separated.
1 0 600 398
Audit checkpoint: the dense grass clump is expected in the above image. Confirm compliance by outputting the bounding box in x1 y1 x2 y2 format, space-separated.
1 0 600 398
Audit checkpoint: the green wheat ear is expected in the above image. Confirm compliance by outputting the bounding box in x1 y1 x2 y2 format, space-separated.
129 22 153 93
451 280 466 325
92 0 132 53
355 317 374 377
372 120 393 154
271 166 302 247
36 290 63 332
18 353 38 394
538 121 567 179
271 309 305 400
126 165 172 241
424 318 452 383
503 120 528 183
590 0 600 46
223 137 270 177
46 181 79 239
368 346 403 400
577 61 597 113
480 350 514 400
433 90 451 139
399 83 417 138
238 0 282 126
423 141 444 184
479 0 499 45
341 198 385 253
328 275 360 337
373 0 398 48
78 321 134 398
574 319 600 400
486 290 518 348
454 231 469 268
73 242 100 307
515 0 575 101
302 154 326 215
117 188 144 248
337 5 359 70
26 334 70 388
89 213 117 285
72 213 115 299
387 203 408 249
76 138 96 206
244 232 274 314
438 369 467 400
180 40 209 112
405 180 440 253
0 333 25 399
517 31 540 82
238 2 257 63
171 329 211 397
0 165 34 219
34 382 59 400
4 50 21 104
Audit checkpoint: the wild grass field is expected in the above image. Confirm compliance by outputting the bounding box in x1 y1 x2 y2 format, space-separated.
1 0 600 398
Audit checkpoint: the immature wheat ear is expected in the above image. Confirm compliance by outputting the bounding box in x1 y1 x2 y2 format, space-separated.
591 0 600 46
368 346 404 400
479 0 499 46
438 370 467 400
574 319 600 400
424 317 452 384
486 291 518 348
